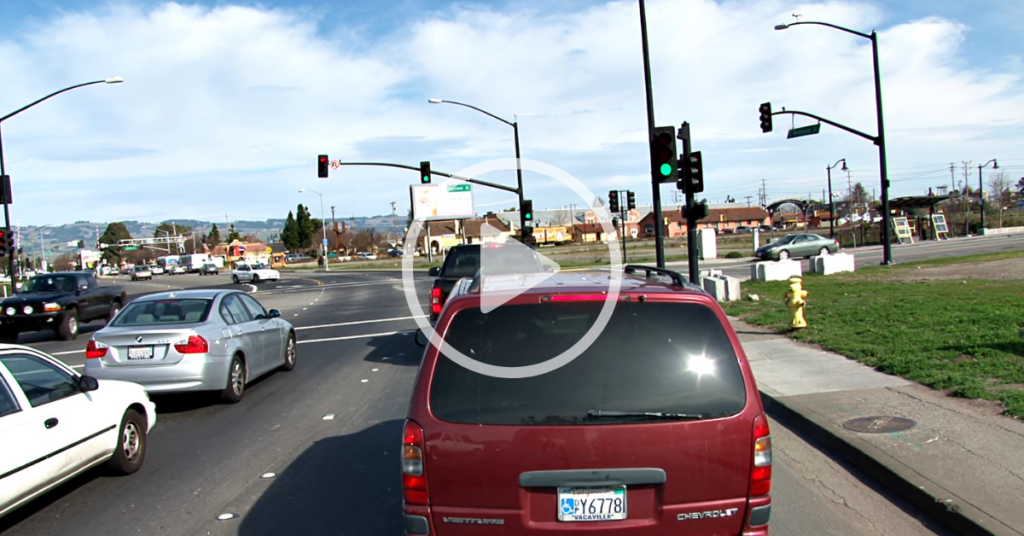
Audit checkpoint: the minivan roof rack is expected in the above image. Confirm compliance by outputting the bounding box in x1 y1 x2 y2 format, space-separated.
624 264 703 291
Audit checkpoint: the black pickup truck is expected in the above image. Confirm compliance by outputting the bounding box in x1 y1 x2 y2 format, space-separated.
0 271 127 342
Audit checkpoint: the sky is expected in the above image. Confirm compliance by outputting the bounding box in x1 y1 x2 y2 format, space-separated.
0 0 1022 227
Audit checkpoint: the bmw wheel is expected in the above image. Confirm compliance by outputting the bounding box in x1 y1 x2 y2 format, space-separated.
280 333 297 371
221 354 246 403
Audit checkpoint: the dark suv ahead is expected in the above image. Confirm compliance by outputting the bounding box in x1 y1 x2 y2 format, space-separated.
426 243 546 323
402 266 772 535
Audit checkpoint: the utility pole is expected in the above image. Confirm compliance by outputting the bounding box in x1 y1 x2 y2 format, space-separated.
962 161 972 234
760 179 768 208
745 195 753 207
950 163 956 194
390 201 398 246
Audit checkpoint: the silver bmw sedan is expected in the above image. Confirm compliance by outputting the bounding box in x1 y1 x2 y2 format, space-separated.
84 289 296 403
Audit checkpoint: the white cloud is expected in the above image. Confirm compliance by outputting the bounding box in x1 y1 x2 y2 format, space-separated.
0 0 1021 226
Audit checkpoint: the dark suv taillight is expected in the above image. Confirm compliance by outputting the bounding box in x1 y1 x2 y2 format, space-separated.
751 412 772 496
402 419 429 505
430 287 442 316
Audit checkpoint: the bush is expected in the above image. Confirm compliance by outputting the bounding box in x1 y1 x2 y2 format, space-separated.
725 251 746 259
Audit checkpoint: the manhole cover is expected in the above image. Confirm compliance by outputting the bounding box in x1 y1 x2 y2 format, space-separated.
842 416 916 434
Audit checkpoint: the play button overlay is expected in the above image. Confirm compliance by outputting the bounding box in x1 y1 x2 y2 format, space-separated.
479 222 560 314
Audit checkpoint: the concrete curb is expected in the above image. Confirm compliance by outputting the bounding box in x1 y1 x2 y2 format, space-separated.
759 390 1020 536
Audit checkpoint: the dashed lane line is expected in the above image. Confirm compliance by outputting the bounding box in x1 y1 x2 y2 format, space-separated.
295 315 426 331
297 330 408 345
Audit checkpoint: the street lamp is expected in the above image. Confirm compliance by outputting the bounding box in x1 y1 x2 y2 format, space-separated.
0 77 124 282
978 159 998 231
826 158 847 239
299 188 328 272
775 21 893 265
428 98 528 243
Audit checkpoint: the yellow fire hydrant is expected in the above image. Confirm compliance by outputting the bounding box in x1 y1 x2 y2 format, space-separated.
784 277 808 329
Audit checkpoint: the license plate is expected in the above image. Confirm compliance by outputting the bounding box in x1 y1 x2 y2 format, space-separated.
557 486 627 522
127 346 154 360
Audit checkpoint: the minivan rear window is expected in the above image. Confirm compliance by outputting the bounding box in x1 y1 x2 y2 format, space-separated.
429 301 747 425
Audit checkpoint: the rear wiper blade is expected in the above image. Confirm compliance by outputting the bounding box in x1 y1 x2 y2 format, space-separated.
586 410 709 420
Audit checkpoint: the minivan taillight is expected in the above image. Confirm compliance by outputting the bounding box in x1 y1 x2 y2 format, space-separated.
85 339 108 359
430 287 442 316
174 335 209 354
402 420 429 505
751 412 772 496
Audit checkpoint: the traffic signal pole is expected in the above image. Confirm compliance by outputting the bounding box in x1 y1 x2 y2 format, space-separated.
680 123 699 284
638 0 665 268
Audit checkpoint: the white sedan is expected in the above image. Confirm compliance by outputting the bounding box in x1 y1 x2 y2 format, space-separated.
231 264 280 284
0 344 156 519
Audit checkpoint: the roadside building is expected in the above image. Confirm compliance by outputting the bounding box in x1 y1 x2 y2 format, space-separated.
639 206 772 237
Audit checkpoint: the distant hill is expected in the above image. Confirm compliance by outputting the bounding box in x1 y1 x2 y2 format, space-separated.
15 216 404 255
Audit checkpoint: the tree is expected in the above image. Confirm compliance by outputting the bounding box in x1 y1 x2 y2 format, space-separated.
53 253 76 271
98 222 132 264
281 211 300 250
1015 177 1024 199
987 171 1012 207
207 224 221 247
553 209 574 226
242 232 259 243
850 183 869 214
227 224 241 242
295 204 313 249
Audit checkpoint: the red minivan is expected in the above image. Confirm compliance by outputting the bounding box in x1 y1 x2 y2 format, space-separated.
402 267 772 535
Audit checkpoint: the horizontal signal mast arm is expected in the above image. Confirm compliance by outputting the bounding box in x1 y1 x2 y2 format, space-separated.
770 110 878 145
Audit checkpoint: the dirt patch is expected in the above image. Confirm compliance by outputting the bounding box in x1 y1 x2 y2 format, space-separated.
869 257 1024 282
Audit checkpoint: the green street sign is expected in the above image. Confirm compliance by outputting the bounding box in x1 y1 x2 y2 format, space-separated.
447 184 471 192
124 246 138 251
787 124 821 139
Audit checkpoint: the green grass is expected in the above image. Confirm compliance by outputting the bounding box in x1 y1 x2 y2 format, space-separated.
723 265 1024 417
897 250 1024 267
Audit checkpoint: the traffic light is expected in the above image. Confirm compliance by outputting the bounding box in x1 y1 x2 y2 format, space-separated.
651 126 678 180
420 161 431 184
0 228 10 257
683 200 710 221
759 102 772 133
318 155 329 178
522 200 534 222
626 190 636 211
608 191 620 213
677 151 704 194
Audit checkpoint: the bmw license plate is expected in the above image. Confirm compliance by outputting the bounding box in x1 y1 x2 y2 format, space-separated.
127 346 154 360
557 486 626 522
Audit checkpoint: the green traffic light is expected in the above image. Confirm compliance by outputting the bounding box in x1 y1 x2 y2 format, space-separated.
659 163 673 176
525 213 532 220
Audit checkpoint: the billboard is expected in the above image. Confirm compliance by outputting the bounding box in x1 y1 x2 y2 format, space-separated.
411 182 475 221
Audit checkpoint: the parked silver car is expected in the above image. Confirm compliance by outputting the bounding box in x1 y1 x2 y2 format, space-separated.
83 290 296 403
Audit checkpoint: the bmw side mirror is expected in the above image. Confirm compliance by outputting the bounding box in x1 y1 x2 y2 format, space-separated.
428 267 441 277
78 375 100 392
268 309 281 318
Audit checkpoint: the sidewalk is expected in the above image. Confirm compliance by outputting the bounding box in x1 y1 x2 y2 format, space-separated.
731 317 1024 536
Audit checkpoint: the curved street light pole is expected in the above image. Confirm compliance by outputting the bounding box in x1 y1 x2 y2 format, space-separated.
826 158 847 239
428 98 527 243
0 77 123 281
776 22 892 264
978 159 998 231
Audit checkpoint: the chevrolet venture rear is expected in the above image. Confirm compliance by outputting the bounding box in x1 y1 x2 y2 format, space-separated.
402 268 772 535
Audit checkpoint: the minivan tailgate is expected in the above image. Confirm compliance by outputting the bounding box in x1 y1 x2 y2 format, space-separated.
425 419 751 534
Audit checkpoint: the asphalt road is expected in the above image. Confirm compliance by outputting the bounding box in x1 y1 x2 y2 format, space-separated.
0 264 971 535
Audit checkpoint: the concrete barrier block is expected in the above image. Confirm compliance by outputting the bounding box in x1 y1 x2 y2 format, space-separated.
813 252 855 275
721 275 742 301
703 276 727 302
755 260 802 281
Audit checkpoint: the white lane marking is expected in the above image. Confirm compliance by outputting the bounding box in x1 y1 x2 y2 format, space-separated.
247 284 258 293
298 331 404 344
361 379 369 383
53 350 84 356
302 308 307 311
295 315 426 331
